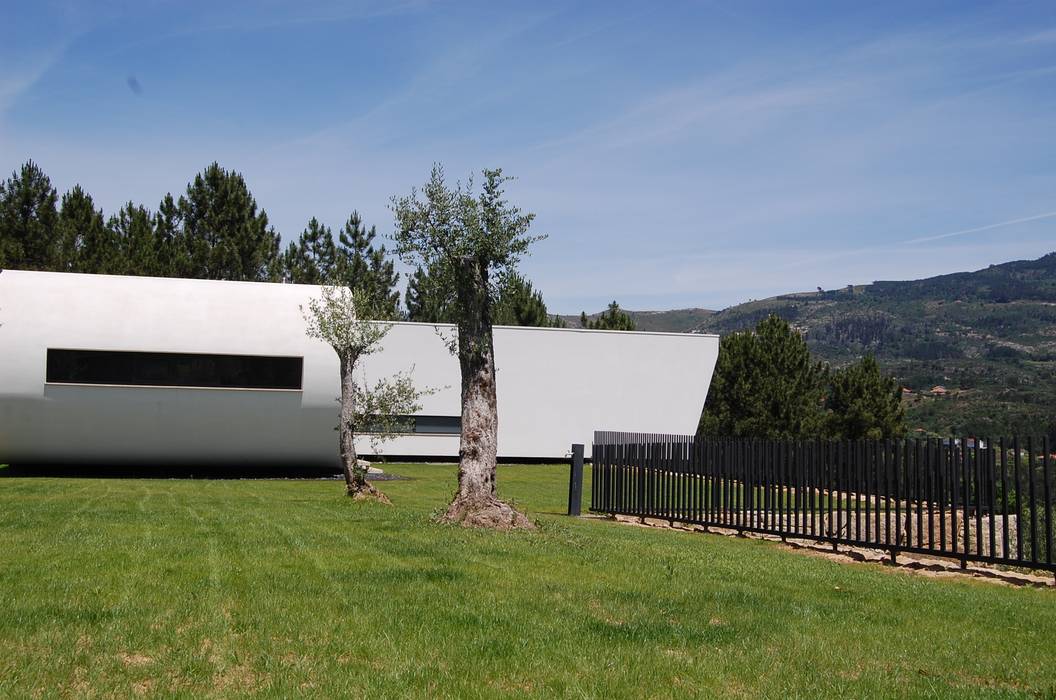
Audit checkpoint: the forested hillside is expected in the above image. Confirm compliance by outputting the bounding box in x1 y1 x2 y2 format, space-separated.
689 253 1056 438
562 307 714 332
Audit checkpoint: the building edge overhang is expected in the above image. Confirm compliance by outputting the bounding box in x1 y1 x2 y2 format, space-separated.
0 268 719 339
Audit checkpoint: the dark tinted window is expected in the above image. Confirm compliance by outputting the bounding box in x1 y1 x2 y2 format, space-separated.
414 415 461 434
46 349 303 390
363 415 461 434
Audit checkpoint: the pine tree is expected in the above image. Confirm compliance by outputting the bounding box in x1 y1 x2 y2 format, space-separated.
405 264 456 323
334 211 401 319
493 272 560 327
176 163 281 281
0 160 59 269
78 207 123 275
699 314 829 439
283 217 337 284
826 355 905 439
55 185 107 272
109 202 157 276
580 300 636 330
153 194 187 278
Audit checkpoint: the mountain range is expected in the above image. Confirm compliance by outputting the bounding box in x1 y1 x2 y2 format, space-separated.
579 252 1056 438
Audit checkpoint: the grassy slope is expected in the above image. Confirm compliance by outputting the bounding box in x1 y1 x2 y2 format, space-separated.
2 465 1055 698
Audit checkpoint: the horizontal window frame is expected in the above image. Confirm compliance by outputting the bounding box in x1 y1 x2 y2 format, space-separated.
43 381 304 393
360 414 461 436
45 348 305 391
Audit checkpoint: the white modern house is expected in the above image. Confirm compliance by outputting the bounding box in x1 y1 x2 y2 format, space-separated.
0 270 718 466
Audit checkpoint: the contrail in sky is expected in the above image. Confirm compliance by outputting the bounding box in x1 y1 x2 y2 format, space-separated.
906 210 1056 244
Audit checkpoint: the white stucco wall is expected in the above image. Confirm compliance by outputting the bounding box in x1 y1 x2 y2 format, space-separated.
0 270 718 465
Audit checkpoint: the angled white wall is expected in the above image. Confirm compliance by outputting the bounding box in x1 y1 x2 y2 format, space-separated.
0 270 717 465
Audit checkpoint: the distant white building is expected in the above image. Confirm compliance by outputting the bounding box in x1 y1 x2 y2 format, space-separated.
0 270 718 466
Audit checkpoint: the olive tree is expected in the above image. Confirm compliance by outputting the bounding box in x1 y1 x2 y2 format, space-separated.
391 165 542 529
303 285 427 502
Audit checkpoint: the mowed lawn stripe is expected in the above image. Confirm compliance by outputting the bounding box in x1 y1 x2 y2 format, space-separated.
0 465 1054 698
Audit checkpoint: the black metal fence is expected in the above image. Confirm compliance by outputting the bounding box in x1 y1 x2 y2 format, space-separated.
591 431 1056 573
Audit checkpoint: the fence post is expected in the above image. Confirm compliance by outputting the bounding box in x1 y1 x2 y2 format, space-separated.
568 443 585 516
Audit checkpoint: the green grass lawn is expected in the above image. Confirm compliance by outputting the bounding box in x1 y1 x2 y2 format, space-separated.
1 464 1054 698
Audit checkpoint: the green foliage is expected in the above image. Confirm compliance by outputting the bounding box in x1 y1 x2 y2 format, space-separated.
580 300 636 331
3 160 565 331
177 162 281 281
391 165 543 334
110 202 158 276
283 217 337 285
303 285 391 355
699 315 829 439
280 212 401 320
55 185 106 273
333 211 401 320
493 272 564 327
0 160 59 269
152 194 187 277
826 355 905 439
405 264 455 323
302 285 429 463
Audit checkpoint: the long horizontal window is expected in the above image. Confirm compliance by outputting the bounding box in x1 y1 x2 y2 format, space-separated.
46 349 303 390
363 415 461 435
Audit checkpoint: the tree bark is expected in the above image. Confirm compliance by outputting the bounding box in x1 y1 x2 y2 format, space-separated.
441 257 532 529
339 351 390 503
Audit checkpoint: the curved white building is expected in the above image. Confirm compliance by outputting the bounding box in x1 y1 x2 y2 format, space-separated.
0 270 718 466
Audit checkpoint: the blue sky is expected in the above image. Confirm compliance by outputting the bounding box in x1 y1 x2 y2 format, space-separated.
3 1 1056 312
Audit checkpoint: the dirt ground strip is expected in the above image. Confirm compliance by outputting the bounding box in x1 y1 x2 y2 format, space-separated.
599 513 1056 589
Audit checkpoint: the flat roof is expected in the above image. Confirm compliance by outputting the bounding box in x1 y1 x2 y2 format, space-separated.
0 269 718 339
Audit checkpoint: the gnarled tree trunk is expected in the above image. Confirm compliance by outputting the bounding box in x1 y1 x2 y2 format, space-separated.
442 257 532 529
339 351 390 503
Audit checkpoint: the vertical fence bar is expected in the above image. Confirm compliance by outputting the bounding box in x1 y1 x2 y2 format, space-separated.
794 443 802 536
1000 438 1008 560
1044 437 1052 567
767 440 774 533
864 439 872 544
743 439 750 530
912 439 920 549
852 440 860 543
720 439 727 527
838 440 845 543
879 438 886 547
1028 437 1038 565
939 439 947 554
1043 439 1051 570
721 438 728 526
567 443 584 516
974 439 983 557
772 439 779 533
988 438 996 559
815 440 822 539
894 439 902 551
951 440 959 557
827 441 835 542
640 439 648 517
722 441 730 527
748 440 756 530
706 440 714 524
962 438 971 564
925 438 934 551
1014 437 1022 562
